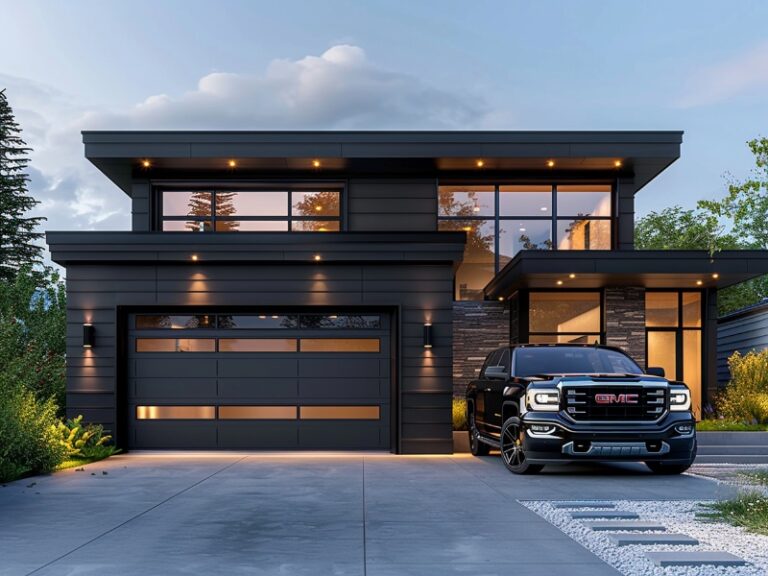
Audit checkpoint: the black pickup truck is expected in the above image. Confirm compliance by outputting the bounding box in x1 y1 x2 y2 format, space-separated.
466 344 697 474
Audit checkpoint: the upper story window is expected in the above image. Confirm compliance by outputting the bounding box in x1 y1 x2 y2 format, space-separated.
438 183 613 300
159 187 341 232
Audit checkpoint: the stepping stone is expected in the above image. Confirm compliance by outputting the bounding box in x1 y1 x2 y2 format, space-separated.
571 510 639 519
585 521 667 532
645 551 747 567
552 501 616 509
606 533 699 546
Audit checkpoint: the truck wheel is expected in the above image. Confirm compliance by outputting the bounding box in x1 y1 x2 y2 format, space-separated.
646 440 697 474
500 417 543 474
469 409 490 456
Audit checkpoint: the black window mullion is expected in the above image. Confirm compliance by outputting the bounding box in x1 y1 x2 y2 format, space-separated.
552 184 558 250
494 184 500 272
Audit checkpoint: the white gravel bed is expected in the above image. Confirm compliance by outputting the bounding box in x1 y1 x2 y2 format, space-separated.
521 499 768 576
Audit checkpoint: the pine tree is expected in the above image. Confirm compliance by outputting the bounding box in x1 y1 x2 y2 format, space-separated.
0 89 44 279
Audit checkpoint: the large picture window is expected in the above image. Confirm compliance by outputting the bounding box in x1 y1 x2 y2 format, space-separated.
528 291 602 344
438 183 612 300
159 187 341 232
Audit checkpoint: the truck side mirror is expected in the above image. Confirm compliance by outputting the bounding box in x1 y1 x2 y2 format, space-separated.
485 366 508 380
646 366 665 378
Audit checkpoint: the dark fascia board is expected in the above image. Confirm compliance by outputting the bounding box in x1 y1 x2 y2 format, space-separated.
81 130 683 196
45 231 466 267
485 249 768 298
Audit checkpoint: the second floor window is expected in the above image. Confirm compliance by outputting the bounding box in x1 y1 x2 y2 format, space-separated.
160 188 341 232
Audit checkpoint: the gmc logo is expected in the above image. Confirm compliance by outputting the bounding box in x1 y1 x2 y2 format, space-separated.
594 393 639 405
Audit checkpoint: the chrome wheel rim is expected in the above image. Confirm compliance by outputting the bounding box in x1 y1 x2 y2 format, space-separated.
502 424 525 468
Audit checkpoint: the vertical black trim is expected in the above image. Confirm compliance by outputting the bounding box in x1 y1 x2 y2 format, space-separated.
494 184 500 273
115 305 129 451
394 305 402 454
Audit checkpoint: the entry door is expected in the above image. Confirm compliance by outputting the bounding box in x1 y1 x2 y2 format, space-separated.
126 311 391 449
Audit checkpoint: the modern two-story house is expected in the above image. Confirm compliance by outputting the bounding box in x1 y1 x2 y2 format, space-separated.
47 131 768 453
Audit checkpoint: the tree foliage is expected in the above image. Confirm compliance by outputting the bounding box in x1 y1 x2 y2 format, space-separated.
0 89 44 280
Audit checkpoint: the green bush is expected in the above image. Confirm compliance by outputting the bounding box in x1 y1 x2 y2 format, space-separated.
0 385 66 482
452 397 468 431
719 350 768 424
55 415 117 460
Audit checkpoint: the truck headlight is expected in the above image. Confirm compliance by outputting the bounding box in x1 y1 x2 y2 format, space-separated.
670 388 691 411
526 389 560 412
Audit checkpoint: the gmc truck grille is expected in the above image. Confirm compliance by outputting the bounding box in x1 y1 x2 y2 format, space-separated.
563 385 667 421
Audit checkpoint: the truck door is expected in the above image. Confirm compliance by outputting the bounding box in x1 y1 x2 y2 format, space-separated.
484 348 510 440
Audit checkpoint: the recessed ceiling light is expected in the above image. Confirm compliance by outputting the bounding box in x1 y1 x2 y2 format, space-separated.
271 315 278 319
519 227 526 232
540 206 548 212
228 159 237 168
141 159 151 168
547 160 555 168
497 296 504 301
569 273 576 279
312 159 321 168
313 254 322 261
476 159 484 168
614 160 623 168
259 315 267 319
191 255 198 261
696 280 703 286
712 273 719 279
556 280 564 286
462 226 472 232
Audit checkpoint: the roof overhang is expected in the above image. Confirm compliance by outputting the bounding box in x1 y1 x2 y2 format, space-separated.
82 130 683 196
484 250 768 299
45 231 466 267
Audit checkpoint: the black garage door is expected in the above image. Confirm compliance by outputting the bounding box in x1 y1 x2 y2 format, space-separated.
126 311 391 449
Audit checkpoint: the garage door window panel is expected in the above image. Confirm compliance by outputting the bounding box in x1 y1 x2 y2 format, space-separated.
136 315 214 329
299 406 380 420
218 406 297 420
299 314 381 329
300 338 380 353
136 338 216 352
219 338 298 352
218 315 298 329
136 406 216 420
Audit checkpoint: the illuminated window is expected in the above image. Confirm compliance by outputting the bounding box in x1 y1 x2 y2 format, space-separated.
300 338 380 352
299 406 380 419
136 315 214 329
218 339 298 352
136 406 215 419
218 406 297 420
136 339 216 352
528 292 602 343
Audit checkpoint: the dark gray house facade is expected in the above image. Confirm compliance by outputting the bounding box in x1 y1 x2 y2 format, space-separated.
47 131 768 453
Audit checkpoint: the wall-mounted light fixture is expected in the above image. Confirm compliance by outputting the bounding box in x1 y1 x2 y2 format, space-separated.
83 323 95 348
423 323 433 349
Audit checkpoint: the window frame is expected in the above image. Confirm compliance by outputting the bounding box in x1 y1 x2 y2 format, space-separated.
523 289 605 345
644 290 703 380
438 181 615 300
154 181 345 232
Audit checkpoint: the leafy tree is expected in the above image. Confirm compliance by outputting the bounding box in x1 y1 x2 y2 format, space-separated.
635 206 739 253
0 89 45 279
293 190 340 231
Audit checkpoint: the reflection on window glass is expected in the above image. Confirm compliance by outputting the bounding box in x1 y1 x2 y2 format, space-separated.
528 334 601 344
498 220 552 266
136 406 215 420
162 220 212 232
647 331 677 380
218 315 298 329
683 330 702 418
136 339 216 353
292 191 340 217
136 315 214 329
299 315 381 329
215 220 289 232
439 219 495 300
438 185 495 217
556 185 612 216
291 220 341 232
499 185 552 216
216 191 288 217
682 292 701 327
646 293 678 327
163 191 212 216
219 338 297 352
557 219 611 250
529 292 601 334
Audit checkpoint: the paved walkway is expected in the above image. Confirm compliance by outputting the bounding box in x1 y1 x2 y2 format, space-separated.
0 454 737 576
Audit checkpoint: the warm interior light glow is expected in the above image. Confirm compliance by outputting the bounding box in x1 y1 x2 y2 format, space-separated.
314 205 323 211
614 160 623 167
312 159 321 168
462 226 472 232
476 159 484 167
191 255 198 261
547 160 555 168
712 273 719 279
556 280 564 286
569 273 576 279
228 159 237 168
313 254 321 261
696 280 703 286
141 159 151 168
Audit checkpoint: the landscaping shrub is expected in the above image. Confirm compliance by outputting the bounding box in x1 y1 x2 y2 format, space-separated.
55 415 117 460
0 385 66 482
719 349 768 424
452 397 468 431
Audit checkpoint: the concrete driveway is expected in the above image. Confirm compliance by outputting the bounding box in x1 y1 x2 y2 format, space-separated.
0 453 736 576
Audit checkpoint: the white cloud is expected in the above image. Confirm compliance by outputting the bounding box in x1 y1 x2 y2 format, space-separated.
676 40 768 108
1 44 488 263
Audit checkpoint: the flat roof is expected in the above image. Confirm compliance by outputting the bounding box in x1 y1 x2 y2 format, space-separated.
81 130 683 196
484 250 768 299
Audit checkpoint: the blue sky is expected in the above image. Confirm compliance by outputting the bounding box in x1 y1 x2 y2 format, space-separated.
1 0 767 241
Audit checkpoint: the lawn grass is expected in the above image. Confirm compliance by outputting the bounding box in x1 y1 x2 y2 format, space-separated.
740 470 768 486
698 492 768 535
696 419 768 432
55 455 112 471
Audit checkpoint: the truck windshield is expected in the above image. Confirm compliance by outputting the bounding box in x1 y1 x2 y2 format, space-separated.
514 347 642 378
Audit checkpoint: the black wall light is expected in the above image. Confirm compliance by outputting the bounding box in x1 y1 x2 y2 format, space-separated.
423 323 433 349
83 323 95 348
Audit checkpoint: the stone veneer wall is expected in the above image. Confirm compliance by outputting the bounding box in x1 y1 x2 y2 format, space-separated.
452 301 509 397
604 287 646 367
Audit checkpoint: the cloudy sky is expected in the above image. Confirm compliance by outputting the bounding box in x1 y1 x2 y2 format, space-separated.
1 0 767 254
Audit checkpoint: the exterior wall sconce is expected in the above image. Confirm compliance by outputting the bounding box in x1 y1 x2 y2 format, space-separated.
83 324 95 348
423 323 433 349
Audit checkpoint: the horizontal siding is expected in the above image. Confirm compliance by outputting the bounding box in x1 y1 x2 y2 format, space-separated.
65 262 454 453
348 179 436 232
717 312 768 385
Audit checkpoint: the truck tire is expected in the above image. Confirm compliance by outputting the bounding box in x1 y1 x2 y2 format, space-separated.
469 408 490 456
500 417 543 474
646 440 697 474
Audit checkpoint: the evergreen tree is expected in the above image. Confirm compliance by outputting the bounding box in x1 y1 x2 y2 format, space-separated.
0 89 44 279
